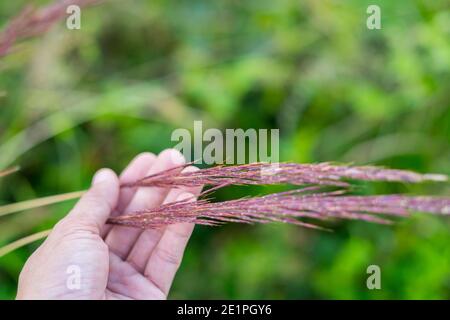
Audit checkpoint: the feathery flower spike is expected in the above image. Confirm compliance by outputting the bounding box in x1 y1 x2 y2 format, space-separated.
107 188 450 230
123 162 447 189
0 0 100 57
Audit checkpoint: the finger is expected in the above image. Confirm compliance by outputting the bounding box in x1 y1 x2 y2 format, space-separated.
58 168 119 235
105 149 185 259
143 192 197 296
126 166 202 272
117 152 157 212
101 152 156 237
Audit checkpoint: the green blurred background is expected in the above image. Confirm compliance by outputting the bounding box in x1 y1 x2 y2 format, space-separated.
0 0 449 299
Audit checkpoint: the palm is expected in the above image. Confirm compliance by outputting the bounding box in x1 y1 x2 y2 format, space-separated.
101 150 200 300
17 150 199 300
105 251 166 300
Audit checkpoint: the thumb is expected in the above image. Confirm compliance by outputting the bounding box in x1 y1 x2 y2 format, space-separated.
63 168 119 233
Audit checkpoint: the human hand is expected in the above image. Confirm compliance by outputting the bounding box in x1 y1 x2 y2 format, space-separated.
16 149 201 300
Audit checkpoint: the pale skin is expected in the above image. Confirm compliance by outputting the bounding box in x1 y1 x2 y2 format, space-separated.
16 149 202 299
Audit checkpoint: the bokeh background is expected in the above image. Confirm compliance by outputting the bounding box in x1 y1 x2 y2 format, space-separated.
0 0 449 299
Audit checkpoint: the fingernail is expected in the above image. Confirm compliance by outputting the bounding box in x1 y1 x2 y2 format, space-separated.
92 169 112 185
182 165 200 173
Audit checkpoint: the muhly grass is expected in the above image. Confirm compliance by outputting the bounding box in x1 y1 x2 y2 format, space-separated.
0 0 448 233
0 161 449 256
0 190 86 218
0 166 20 178
0 230 52 258
0 0 100 57
113 162 450 230
108 188 450 230
124 162 447 189
0 165 83 257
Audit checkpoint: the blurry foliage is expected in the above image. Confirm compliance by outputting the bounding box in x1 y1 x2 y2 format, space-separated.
0 0 449 299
